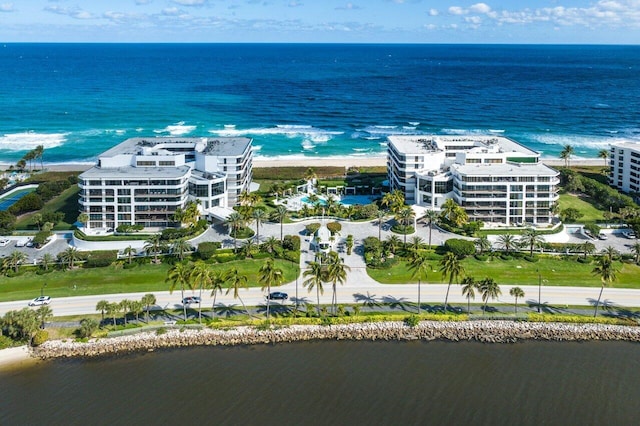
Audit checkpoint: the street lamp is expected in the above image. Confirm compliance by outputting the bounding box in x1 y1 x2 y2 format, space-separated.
41 282 47 297
536 269 542 313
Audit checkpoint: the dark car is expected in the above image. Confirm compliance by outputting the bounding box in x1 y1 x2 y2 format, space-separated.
182 296 202 305
267 292 288 300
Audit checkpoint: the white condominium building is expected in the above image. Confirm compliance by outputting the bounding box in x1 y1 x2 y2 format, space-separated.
387 135 560 225
79 137 252 231
609 141 640 194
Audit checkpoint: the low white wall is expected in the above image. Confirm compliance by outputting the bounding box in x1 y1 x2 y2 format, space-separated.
71 234 146 252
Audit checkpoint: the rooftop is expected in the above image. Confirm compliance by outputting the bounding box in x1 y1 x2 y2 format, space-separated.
388 135 538 156
452 161 558 176
80 165 190 179
100 137 252 158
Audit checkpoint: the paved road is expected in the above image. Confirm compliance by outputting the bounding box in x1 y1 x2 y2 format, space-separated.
3 281 639 318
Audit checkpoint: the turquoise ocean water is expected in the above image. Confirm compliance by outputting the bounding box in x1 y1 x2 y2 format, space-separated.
0 43 639 164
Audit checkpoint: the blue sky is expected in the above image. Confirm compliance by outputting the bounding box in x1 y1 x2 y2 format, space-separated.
0 1 638 43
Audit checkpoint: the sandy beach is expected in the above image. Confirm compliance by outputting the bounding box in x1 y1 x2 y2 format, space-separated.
0 346 37 371
1 156 602 173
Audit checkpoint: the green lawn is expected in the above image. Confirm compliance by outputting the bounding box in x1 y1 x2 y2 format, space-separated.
0 258 299 302
367 256 640 289
15 185 81 230
558 193 605 222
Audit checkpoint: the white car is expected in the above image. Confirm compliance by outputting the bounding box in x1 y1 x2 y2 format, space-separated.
623 230 637 239
0 238 10 246
29 296 51 306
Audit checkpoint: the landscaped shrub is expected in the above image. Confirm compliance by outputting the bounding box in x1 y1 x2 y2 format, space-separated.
391 224 414 235
524 255 539 263
404 314 420 327
444 238 476 258
500 254 512 261
8 192 44 215
305 223 321 235
282 235 300 251
84 250 118 268
31 329 49 346
576 256 591 264
32 230 52 247
282 250 300 263
326 221 342 234
197 241 221 260
474 254 488 261
230 226 254 239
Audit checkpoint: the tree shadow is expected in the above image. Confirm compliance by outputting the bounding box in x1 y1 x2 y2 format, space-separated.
381 295 411 311
600 300 640 320
480 305 499 314
353 292 382 308
213 303 244 318
256 303 294 318
526 299 566 314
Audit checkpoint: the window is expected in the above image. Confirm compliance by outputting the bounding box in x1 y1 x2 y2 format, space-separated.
159 161 175 166
136 161 156 167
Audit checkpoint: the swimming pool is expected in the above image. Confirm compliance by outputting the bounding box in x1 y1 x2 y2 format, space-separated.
298 194 377 207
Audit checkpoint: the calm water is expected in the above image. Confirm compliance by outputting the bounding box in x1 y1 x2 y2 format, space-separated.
1 44 639 163
1 340 638 425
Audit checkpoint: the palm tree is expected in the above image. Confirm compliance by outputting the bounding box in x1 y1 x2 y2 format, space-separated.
601 245 619 262
509 287 525 314
32 213 43 231
520 229 544 256
384 234 401 255
6 250 27 273
123 245 136 264
422 209 438 247
303 261 325 316
591 256 617 318
129 300 143 323
460 276 477 314
78 318 99 338
439 251 464 314
190 261 213 323
325 251 349 315
208 270 226 319
141 293 157 323
36 305 53 329
259 258 285 321
171 238 192 261
225 211 244 250
59 247 81 269
631 242 640 264
560 144 575 167
478 278 501 314
106 302 119 327
581 241 596 260
34 144 44 170
166 261 194 321
272 205 289 241
240 239 257 258
474 235 491 255
261 236 280 255
409 236 425 252
144 234 164 264
395 206 415 245
497 233 517 254
408 251 431 315
224 267 251 318
96 300 110 322
39 253 55 271
376 210 386 241
252 207 268 243
598 149 609 168
119 300 131 325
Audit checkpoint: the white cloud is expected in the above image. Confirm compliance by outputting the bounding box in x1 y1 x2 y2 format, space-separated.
173 0 206 6
470 3 491 14
0 3 14 12
44 5 95 19
428 8 438 16
465 16 482 24
288 1 303 7
448 6 466 15
162 7 181 16
135 0 153 5
335 3 361 11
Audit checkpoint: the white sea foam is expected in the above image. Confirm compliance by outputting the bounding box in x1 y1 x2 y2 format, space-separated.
528 133 640 150
0 132 67 151
135 128 144 132
209 124 342 141
359 125 420 136
408 122 420 126
301 139 316 150
252 145 262 152
155 121 196 136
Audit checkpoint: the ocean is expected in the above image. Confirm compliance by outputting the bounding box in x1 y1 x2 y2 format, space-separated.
1 340 639 425
1 43 639 164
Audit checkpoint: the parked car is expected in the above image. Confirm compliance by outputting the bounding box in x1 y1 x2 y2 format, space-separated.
15 240 26 247
0 238 10 247
182 296 201 305
623 230 637 239
597 233 607 240
267 292 289 301
29 296 51 306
